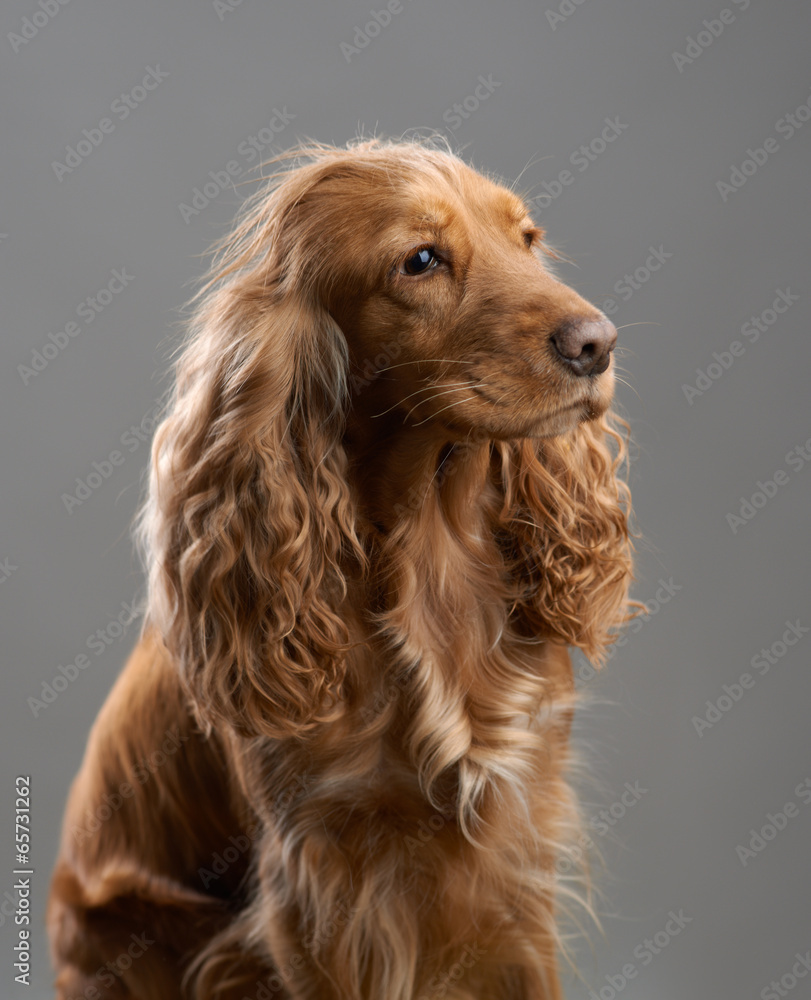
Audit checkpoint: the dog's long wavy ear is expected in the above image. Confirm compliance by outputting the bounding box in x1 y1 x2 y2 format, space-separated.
137 171 365 740
495 414 635 665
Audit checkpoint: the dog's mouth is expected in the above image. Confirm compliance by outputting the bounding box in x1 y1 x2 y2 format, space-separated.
450 395 598 441
529 400 591 438
526 377 614 436
419 360 613 440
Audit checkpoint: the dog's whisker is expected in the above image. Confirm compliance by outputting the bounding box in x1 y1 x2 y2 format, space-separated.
402 383 482 423
489 387 511 410
612 375 640 401
410 395 479 427
512 151 553 192
426 444 458 491
370 381 480 419
373 359 474 373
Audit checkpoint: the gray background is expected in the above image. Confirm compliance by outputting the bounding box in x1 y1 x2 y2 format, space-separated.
1 0 809 996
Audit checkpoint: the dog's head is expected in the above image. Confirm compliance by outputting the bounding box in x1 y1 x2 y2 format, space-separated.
139 138 633 738
260 140 616 442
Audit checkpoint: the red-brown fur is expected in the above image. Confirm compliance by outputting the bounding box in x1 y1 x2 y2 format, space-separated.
48 137 634 999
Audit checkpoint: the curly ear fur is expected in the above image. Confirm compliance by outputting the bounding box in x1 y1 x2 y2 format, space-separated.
496 414 634 663
137 167 366 739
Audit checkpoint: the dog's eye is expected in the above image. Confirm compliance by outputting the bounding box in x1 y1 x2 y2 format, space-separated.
402 247 439 275
522 225 544 250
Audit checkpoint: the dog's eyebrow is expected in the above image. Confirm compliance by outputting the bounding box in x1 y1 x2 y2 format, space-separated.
501 196 531 225
412 210 450 229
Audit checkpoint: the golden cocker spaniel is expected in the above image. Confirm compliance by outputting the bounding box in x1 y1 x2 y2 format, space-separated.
48 137 633 1000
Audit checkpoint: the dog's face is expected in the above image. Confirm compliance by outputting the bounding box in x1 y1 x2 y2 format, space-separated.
302 149 616 441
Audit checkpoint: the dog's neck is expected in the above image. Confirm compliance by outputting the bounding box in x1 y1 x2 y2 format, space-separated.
344 414 494 534
338 411 562 835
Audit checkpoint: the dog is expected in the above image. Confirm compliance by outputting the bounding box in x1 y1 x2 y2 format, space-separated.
48 137 633 999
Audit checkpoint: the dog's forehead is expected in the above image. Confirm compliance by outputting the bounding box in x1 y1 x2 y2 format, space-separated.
396 164 530 234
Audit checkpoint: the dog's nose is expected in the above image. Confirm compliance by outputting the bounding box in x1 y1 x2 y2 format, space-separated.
550 316 617 377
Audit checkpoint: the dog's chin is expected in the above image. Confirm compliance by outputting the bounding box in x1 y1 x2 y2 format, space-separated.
442 403 595 443
526 399 609 438
529 376 615 438
502 394 609 441
438 376 613 442
525 401 593 439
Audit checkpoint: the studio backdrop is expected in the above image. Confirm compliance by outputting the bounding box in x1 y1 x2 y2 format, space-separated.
1 0 809 997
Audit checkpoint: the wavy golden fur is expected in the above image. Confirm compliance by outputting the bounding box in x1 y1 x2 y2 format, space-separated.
48 137 634 999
